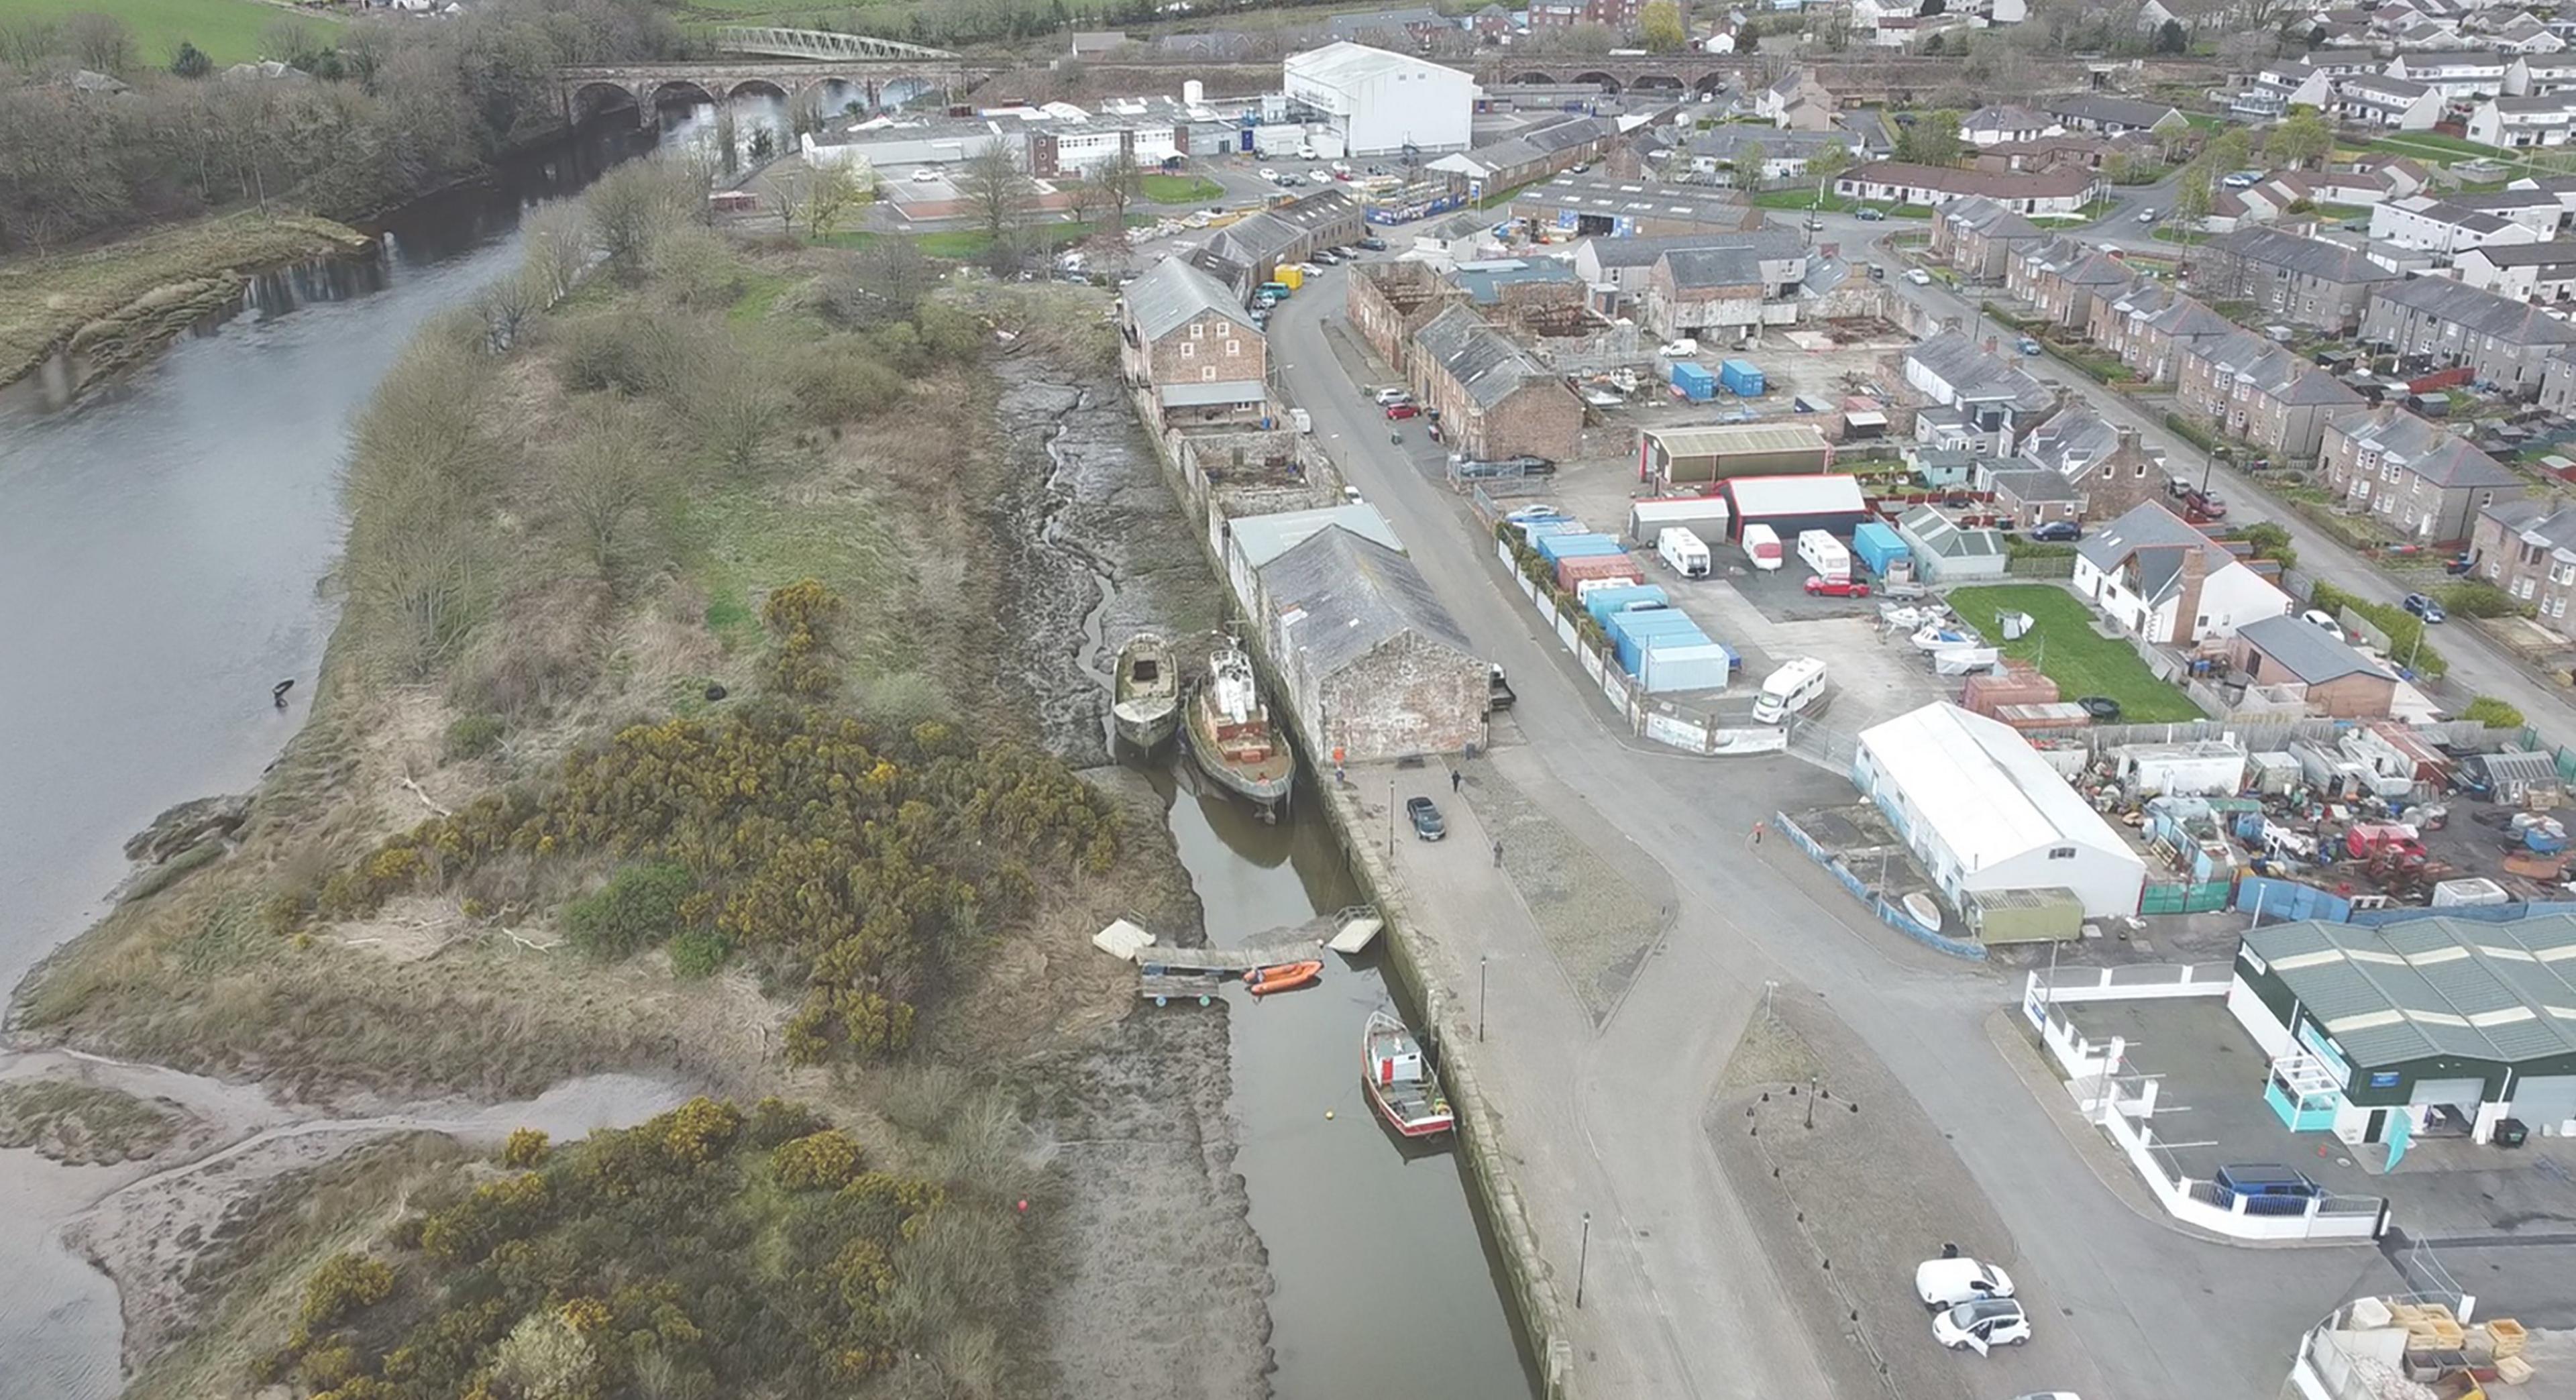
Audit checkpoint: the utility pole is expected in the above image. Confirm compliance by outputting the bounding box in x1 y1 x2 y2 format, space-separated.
1479 955 1489 1041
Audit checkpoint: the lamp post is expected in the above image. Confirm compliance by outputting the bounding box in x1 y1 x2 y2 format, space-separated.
1479 955 1489 1041
1575 1211 1593 1309
1387 776 1396 858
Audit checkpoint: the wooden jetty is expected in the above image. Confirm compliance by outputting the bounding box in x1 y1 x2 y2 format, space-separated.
1098 915 1350 1006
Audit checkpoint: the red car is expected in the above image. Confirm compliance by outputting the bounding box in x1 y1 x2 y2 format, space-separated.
1803 576 1872 598
1385 402 1420 420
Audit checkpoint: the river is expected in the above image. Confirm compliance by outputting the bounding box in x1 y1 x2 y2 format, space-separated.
0 119 1532 1399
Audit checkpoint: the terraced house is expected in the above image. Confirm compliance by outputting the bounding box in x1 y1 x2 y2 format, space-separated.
1931 197 2048 282
2469 496 2576 623
2089 284 2243 383
1407 305 1582 463
2197 227 2399 333
2358 274 2576 394
2319 408 2524 543
2174 329 2367 463
2454 239 2576 301
2007 239 2135 330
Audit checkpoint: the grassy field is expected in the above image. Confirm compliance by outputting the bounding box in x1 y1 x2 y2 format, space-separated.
1947 584 2205 722
1139 173 1222 205
9 0 339 66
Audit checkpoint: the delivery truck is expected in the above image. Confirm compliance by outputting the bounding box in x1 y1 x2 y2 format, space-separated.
1656 527 1711 579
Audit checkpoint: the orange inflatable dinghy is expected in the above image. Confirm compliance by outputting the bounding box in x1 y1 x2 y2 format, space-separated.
1245 960 1323 996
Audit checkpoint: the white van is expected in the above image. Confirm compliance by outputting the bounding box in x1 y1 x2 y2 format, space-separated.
1657 527 1711 579
1796 529 1851 582
1289 407 1312 433
1750 657 1828 724
1741 523 1784 571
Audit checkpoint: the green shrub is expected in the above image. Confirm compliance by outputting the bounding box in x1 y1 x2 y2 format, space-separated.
773 1128 866 1190
301 1252 396 1330
561 863 696 961
443 714 505 761
2310 580 2446 676
2162 411 2219 453
667 928 731 979
2438 580 2521 618
2465 696 2526 728
2238 521 2296 569
501 1128 550 1169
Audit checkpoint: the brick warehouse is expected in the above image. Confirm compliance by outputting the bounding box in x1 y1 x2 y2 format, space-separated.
1409 305 1584 463
1346 260 1462 368
1254 525 1487 761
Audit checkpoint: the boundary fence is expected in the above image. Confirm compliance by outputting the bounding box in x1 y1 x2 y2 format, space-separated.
1774 810 1985 960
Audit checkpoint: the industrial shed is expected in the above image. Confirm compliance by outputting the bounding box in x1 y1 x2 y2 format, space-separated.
1852 702 2147 922
1636 421 1834 487
2227 915 2576 1146
1257 525 1487 762
1893 504 2007 582
1717 473 1869 542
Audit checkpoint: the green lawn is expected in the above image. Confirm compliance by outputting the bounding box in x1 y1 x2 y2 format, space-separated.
1138 173 1221 205
10 0 339 66
2365 131 2510 162
1946 584 2205 722
1752 188 1849 211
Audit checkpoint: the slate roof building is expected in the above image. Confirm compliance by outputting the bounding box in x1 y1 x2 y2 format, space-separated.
2359 274 2576 395
2198 227 2400 333
1254 525 1488 762
1407 305 1582 462
2227 914 2576 1146
2073 500 2293 645
2226 613 2399 718
1119 256 1269 425
2318 407 2522 542
2174 329 2369 462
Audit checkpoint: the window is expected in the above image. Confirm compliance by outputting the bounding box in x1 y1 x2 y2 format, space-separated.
2047 846 2076 859
1189 322 1204 339
2518 576 2538 600
1226 340 1240 356
1201 366 1216 381
1179 342 1194 358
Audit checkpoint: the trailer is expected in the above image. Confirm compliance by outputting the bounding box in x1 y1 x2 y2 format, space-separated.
1669 361 1717 402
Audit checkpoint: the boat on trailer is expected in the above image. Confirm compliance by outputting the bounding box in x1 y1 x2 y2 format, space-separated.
1362 1008 1454 1139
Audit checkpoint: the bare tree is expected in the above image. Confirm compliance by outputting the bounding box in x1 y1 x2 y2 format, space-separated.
587 159 692 279
64 13 134 74
692 345 790 474
475 268 546 353
803 160 865 239
767 164 805 233
0 16 60 70
522 203 590 303
1091 148 1141 231
955 142 1037 263
553 399 667 581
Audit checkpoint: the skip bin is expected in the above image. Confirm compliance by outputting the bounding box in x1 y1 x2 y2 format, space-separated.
1719 359 1764 397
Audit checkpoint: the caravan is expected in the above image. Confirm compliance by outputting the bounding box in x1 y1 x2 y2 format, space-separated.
1740 523 1784 571
1796 529 1851 582
1656 527 1711 579
1750 657 1827 724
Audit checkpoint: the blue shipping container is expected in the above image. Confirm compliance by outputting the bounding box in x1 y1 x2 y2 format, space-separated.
1669 362 1717 402
1536 532 1625 563
1609 608 1705 669
1615 623 1709 676
1851 521 1911 578
1638 641 1733 694
1719 359 1765 397
1583 585 1666 625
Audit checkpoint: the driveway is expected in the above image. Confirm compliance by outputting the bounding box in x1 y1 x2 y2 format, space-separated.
1265 274 2400 1399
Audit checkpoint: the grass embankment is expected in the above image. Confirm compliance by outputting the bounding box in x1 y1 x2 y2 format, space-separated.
5 0 339 65
0 208 370 388
1947 584 2206 722
0 1079 183 1164
20 159 1179 1397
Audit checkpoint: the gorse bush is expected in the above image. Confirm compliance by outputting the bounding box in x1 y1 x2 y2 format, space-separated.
561 862 696 961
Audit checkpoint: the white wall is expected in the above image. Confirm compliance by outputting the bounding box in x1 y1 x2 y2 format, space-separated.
1284 50 1474 156
2194 562 2294 639
1964 843 2146 920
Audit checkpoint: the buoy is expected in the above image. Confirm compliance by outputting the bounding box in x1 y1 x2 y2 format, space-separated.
1325 1110 1335 1120
1017 1199 1028 1213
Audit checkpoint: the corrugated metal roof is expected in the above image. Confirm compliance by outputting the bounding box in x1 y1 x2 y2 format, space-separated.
1228 503 1404 570
1639 421 1833 460
1160 379 1266 407
2246 914 2576 1067
1860 702 2141 873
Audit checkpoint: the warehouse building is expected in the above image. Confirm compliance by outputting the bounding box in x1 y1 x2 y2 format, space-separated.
2227 915 2576 1146
1719 473 1870 541
1852 702 2148 920
1509 174 1766 239
1281 42 1475 157
1258 525 1488 761
1635 421 1834 486
1408 305 1584 462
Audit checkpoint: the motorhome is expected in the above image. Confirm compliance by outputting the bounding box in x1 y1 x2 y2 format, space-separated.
1796 529 1851 582
1740 522 1783 571
1750 657 1827 724
1656 527 1711 579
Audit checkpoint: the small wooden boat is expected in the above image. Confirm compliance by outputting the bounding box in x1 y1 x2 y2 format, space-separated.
1244 959 1322 996
1113 631 1180 750
1362 1008 1454 1138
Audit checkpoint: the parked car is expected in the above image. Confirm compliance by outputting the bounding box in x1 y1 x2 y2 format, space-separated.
1405 796 1446 841
1385 402 1421 421
2135 207 2158 224
1311 249 1342 265
1934 1297 2032 1355
1915 1257 2016 1311
1855 205 1886 221
910 168 941 182
2404 592 2447 624
1372 386 1413 405
1658 337 1700 358
1904 268 1933 285
2029 521 2082 543
1803 576 1872 598
2300 608 2341 633
1358 235 1388 251
1257 168 1278 181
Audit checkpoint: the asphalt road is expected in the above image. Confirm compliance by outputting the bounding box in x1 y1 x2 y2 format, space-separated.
1821 209 2576 739
1267 266 2401 1400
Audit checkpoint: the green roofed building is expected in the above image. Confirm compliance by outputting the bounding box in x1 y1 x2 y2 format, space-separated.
2226 915 2576 1147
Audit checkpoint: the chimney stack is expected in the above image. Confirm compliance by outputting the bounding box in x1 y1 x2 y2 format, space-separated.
2172 541 2212 647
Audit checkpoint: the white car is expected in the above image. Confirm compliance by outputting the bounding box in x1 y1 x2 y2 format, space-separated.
910 168 941 182
2136 207 2158 224
2301 607 2341 633
1904 268 1933 285
1373 386 1413 406
1916 1256 2016 1310
1657 337 1699 358
1258 167 1278 181
1934 1297 2032 1355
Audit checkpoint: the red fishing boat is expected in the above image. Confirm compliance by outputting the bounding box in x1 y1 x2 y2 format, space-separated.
1362 1008 1454 1138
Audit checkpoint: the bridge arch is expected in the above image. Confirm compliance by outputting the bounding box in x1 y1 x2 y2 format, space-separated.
727 76 791 103
1510 69 1558 84
1570 70 1621 93
570 79 640 124
1629 73 1684 94
1691 69 1729 97
646 77 720 111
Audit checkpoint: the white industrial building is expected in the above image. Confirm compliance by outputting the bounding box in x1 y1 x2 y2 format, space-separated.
1281 42 1475 158
1851 702 2149 920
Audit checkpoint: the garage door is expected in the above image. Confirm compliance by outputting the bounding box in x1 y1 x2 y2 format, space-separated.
2511 1075 2576 1132
2410 1077 2487 1110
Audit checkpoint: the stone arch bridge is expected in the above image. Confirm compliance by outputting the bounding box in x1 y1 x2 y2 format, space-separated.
559 30 996 125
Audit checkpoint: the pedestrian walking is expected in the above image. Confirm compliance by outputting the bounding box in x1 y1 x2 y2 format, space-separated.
1752 820 1764 847
1492 839 1504 868
1450 768 1463 793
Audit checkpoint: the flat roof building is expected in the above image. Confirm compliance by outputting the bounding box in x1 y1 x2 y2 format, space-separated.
1282 42 1475 156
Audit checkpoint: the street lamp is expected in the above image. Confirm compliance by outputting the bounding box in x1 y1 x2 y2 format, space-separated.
1575 1211 1593 1309
1479 955 1489 1041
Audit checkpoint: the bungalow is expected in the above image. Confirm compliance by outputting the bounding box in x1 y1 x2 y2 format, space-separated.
1832 161 2102 216
2454 238 2576 300
1408 305 1582 463
1675 127 1863 185
2074 501 2294 646
2196 226 2400 334
2471 88 2576 145
2367 194 2548 257
2303 157 2434 207
1119 256 1270 426
2174 329 2369 462
2319 407 2523 542
1931 196 2049 282
1961 105 2063 146
2040 93 2188 138
1981 463 2088 530
2228 615 2400 719
2328 73 2445 129
2359 274 2576 394
2384 48 2516 101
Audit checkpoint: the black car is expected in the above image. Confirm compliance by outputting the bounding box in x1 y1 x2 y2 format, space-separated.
1405 796 1446 841
2404 592 2447 624
2029 521 2083 543
1358 235 1389 252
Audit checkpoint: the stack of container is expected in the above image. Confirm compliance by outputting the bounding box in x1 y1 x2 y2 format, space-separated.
1605 607 1733 693
1558 553 1646 591
1585 584 1668 627
1535 530 1625 568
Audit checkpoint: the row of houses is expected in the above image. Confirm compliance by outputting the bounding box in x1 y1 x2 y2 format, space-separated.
1342 261 1585 462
